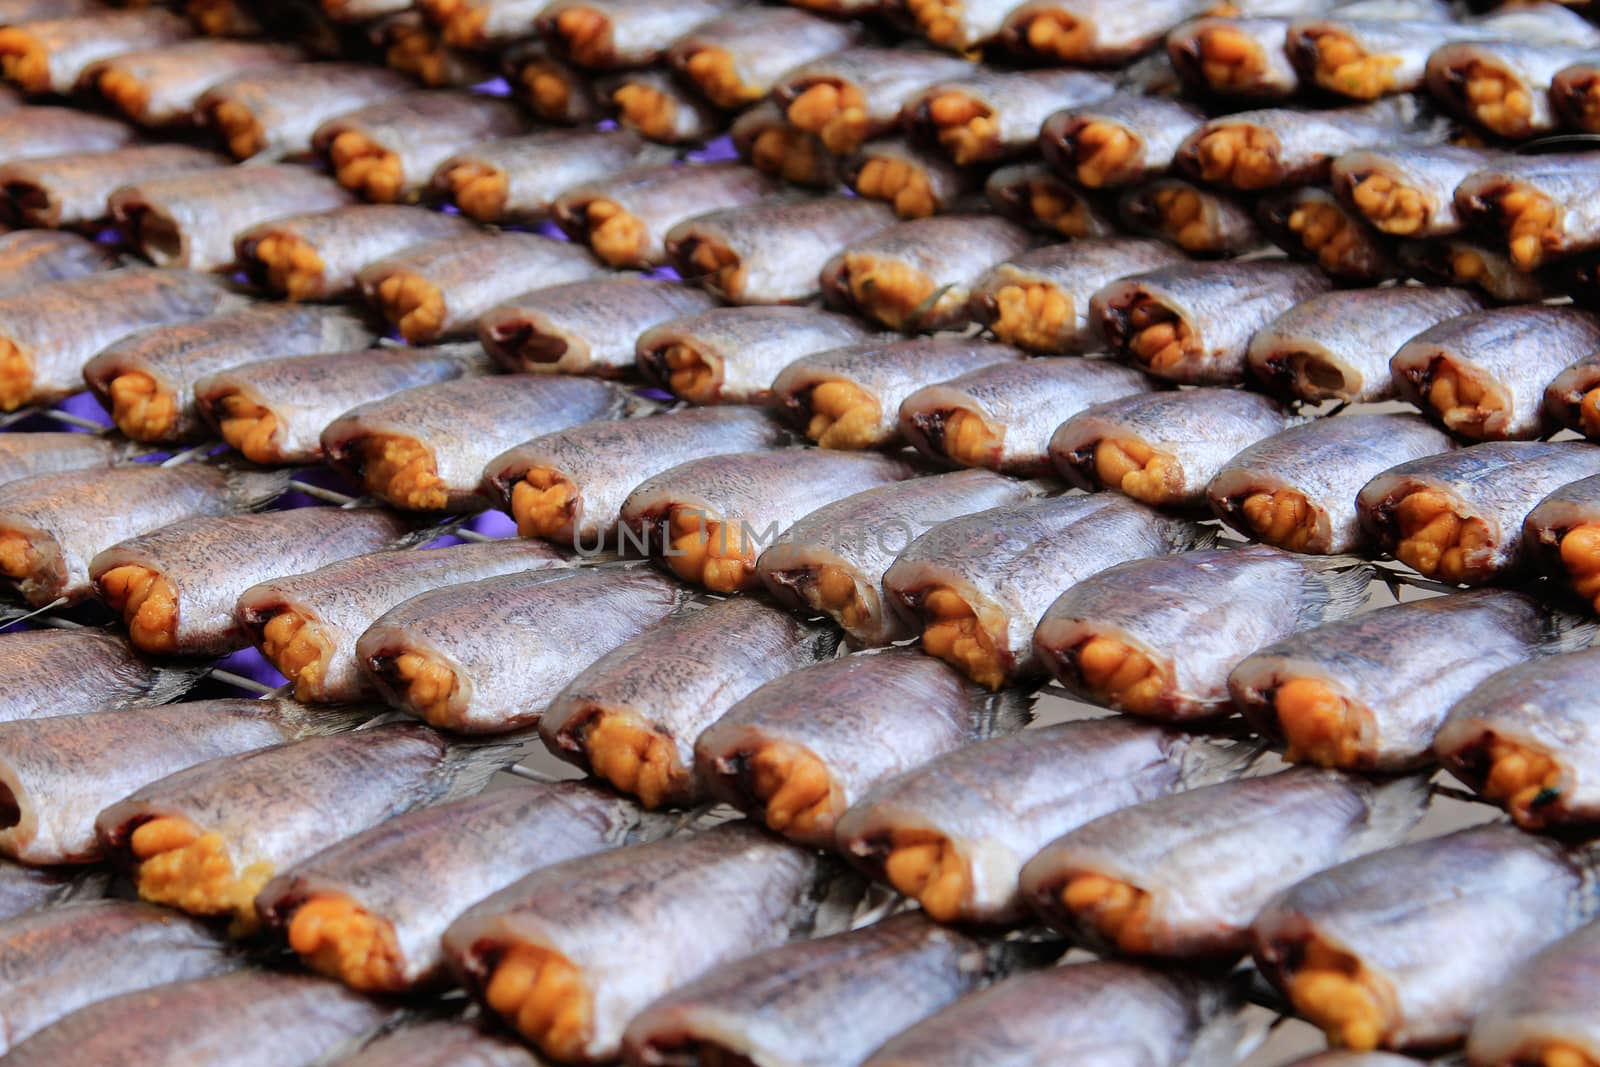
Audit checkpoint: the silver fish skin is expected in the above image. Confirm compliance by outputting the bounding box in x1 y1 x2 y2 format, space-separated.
1428 39 1600 139
1285 17 1505 99
0 432 125 489
0 230 119 296
1228 589 1566 772
1467 920 1600 1067
0 861 102 923
1543 356 1600 438
443 821 833 1063
1257 187 1398 284
480 277 717 377
194 343 491 466
899 357 1153 476
844 137 974 217
1391 306 1600 442
341 1020 541 1067
770 48 977 149
836 716 1252 924
635 305 879 405
1206 413 1454 554
0 465 286 607
695 648 1028 848
0 0 97 24
321 375 632 512
665 195 900 305
772 337 1023 450
758 469 1041 646
731 101 840 190
356 567 686 733
1357 442 1600 586
1001 0 1213 65
1118 178 1264 257
1092 260 1332 384
326 0 417 22
820 214 1035 333
311 91 525 200
2 970 393 1067
197 62 413 160
622 912 1015 1067
82 305 379 444
431 129 657 225
258 780 663 992
905 0 1033 50
667 7 865 107
83 40 302 127
0 900 239 1055
0 268 248 410
234 204 477 302
1036 547 1372 720
1041 93 1206 190
1049 388 1291 509
356 232 603 343
861 960 1241 1067
481 407 790 548
89 507 413 657
985 161 1116 239
1436 647 1600 831
0 629 198 725
883 494 1206 687
1399 237 1554 303
535 0 743 70
1456 154 1600 269
1247 286 1483 403
617 449 917 595
111 165 353 272
0 10 192 95
606 69 722 147
419 0 546 47
1168 16 1302 101
1278 1054 1429 1067
1021 769 1428 958
1251 824 1596 1051
540 598 836 809
1331 145 1509 239
968 239 1186 356
902 70 1117 164
0 107 133 166
0 698 364 866
237 539 569 704
0 144 224 230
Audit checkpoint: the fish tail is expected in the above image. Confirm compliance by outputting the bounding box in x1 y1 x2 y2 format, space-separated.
223 468 293 511
273 701 382 740
433 738 529 802
1296 555 1376 628
145 663 213 705
1539 604 1599 655
1177 734 1268 788
1348 773 1431 855
1183 971 1264 1067
972 686 1035 739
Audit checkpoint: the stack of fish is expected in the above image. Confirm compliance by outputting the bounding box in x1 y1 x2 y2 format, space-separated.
0 0 1597 1065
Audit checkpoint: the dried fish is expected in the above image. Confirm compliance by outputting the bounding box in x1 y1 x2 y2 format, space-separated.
376 10 492 88
1001 0 1211 65
0 698 366 866
838 717 1252 924
503 40 602 125
0 861 102 923
731 101 840 189
0 627 199 724
1247 286 1483 404
1467 920 1600 1067
846 138 974 219
322 375 631 511
234 204 476 302
1022 769 1427 957
552 162 777 270
883 494 1205 688
442 822 835 1063
623 913 1022 1067
1520 473 1600 617
431 129 657 224
110 165 353 272
259 780 663 992
771 337 1023 450
759 470 1040 646
535 0 743 70
1428 38 1600 140
420 0 547 48
618 449 916 594
1206 413 1454 553
0 233 114 303
325 0 416 21
771 47 974 157
1258 187 1399 284
635 306 878 405
0 0 98 23
608 69 721 147
311 90 524 202
541 598 835 808
1391 306 1600 441
0 432 127 488
85 40 301 127
968 238 1185 355
1544 354 1600 441
667 8 863 110
1092 260 1330 384
0 145 223 230
1331 145 1505 240
357 566 686 733
239 539 568 703
821 214 1034 334
0 268 246 411
1553 59 1600 132
341 1020 543 1067
0 901 238 1056
1229 588 1568 771
986 161 1116 239
356 232 603 343
482 407 789 547
1167 16 1302 101
1456 154 1600 271
0 465 284 607
0 9 191 95
91 507 412 656
1041 93 1206 189
1118 178 1264 256
197 63 413 160
480 278 715 378
900 358 1153 476
1399 237 1553 303
3 970 393 1067
1251 824 1595 1051
0 107 134 167
904 70 1116 166
83 306 378 444
195 343 489 466
1050 389 1291 510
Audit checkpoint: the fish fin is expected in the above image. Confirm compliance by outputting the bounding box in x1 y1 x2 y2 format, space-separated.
1177 735 1268 789
141 663 212 706
1182 969 1266 1067
1539 605 1599 655
1177 522 1219 553
434 739 531 803
269 700 383 740
221 468 293 511
1296 556 1376 628
798 855 872 938
1346 773 1431 857
970 686 1035 740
